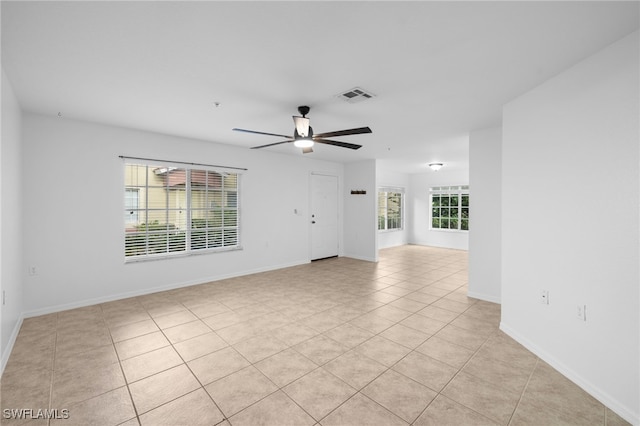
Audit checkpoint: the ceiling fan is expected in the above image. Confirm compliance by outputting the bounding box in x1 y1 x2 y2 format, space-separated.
233 106 372 154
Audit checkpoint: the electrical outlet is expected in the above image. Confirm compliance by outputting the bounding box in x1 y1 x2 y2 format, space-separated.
577 304 587 321
540 290 549 305
28 265 37 276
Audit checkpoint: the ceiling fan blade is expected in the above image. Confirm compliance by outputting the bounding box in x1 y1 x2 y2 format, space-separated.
292 116 310 138
313 127 372 139
302 147 313 154
250 140 294 149
314 139 362 150
233 128 293 139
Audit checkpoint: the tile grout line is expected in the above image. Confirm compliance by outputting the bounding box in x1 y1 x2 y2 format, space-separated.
144 299 231 423
406 302 500 425
506 357 540 426
46 312 60 426
103 303 142 426
8 249 484 426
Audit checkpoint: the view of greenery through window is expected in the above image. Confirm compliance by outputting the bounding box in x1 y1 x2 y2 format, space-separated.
124 163 239 259
378 190 403 231
431 186 469 231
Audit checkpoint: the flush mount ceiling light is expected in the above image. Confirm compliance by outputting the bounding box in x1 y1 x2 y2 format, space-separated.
428 162 444 171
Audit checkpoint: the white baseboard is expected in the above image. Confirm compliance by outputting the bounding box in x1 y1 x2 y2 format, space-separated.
467 290 501 304
23 259 310 318
500 322 639 426
342 253 378 262
1 314 24 376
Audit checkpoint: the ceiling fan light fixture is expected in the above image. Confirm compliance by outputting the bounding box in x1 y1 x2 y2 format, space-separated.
294 138 314 148
428 162 444 171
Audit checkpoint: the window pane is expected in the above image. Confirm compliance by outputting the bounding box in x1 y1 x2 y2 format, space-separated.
450 219 459 229
223 210 238 227
461 208 469 219
124 189 139 225
450 208 459 218
441 197 450 207
450 195 458 207
378 190 403 231
208 190 223 208
224 229 238 246
461 219 469 230
441 208 450 218
440 219 450 229
432 208 440 218
432 218 440 228
378 192 386 230
432 196 440 207
226 190 238 208
148 232 168 254
125 232 146 257
191 189 207 209
462 195 469 207
209 229 223 248
169 232 186 252
210 210 223 228
224 174 237 188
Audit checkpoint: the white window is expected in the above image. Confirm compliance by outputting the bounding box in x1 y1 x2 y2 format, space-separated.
430 185 469 231
124 161 240 260
378 188 404 231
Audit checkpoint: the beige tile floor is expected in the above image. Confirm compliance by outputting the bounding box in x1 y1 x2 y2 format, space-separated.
1 245 629 426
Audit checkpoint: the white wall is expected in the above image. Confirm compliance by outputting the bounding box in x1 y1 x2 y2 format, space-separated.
377 168 409 249
501 31 639 424
468 127 502 303
409 169 469 250
343 160 378 261
22 113 345 315
1 69 24 371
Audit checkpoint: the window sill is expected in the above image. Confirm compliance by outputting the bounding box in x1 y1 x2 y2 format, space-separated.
429 228 468 233
378 228 404 233
125 245 243 263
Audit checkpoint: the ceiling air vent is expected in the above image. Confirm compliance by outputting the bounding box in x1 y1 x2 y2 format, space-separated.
337 87 375 103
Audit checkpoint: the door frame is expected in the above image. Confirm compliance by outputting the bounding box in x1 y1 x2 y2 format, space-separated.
309 172 341 261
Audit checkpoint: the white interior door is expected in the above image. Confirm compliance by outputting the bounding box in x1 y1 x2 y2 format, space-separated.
310 174 339 260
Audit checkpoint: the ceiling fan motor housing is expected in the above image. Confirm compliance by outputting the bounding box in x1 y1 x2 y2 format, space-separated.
298 105 310 117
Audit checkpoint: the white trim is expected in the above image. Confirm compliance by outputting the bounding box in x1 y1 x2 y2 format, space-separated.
342 253 378 263
467 290 501 304
378 186 405 194
500 322 639 425
22 259 310 319
1 314 24 376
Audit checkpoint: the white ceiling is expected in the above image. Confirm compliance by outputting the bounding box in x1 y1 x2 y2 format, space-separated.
2 1 638 173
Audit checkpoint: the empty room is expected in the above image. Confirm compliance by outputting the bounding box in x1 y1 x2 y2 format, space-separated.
1 1 638 425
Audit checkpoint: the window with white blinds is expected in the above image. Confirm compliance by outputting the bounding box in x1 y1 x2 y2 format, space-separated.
378 188 404 231
124 162 240 260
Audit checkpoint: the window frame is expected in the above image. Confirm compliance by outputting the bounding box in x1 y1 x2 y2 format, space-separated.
378 187 404 232
430 185 469 232
124 160 242 262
